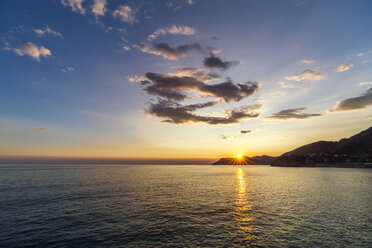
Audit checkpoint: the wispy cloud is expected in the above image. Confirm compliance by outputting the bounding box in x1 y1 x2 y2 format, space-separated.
329 88 372 112
220 134 239 140
61 66 75 72
359 81 372 86
279 81 300 89
335 63 353 72
61 0 85 14
35 128 49 133
33 27 62 37
92 0 107 17
166 67 220 82
13 42 51 61
266 107 322 120
147 25 196 41
113 5 135 23
134 42 203 61
302 59 315 64
166 1 182 11
240 130 251 134
284 70 325 81
123 46 131 51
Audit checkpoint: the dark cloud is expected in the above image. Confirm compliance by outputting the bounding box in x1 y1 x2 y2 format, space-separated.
145 101 261 125
240 130 251 134
198 79 258 102
144 86 188 101
203 54 238 70
266 107 322 120
132 43 260 125
145 72 200 91
330 88 372 112
140 72 259 102
134 42 203 60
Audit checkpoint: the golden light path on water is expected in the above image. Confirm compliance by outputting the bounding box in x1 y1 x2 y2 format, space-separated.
235 167 260 246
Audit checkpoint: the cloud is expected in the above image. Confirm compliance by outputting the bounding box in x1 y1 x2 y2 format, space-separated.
359 81 372 86
61 0 85 14
187 0 195 4
166 67 220 82
148 25 196 41
145 100 261 125
13 42 51 61
132 42 260 125
284 70 325 81
35 128 49 133
266 107 322 120
92 0 107 16
206 47 222 54
335 63 353 72
203 54 238 70
134 42 203 60
123 46 131 51
279 81 300 89
240 130 251 134
363 115 372 119
33 27 62 37
166 2 182 11
113 5 135 23
129 67 219 84
302 59 315 64
357 53 363 57
198 79 259 102
139 72 259 102
61 66 75 72
220 134 239 140
329 88 372 112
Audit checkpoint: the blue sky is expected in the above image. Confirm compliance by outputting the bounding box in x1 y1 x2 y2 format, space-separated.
0 0 371 159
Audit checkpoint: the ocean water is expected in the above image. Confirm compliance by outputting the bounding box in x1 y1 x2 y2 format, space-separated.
0 164 371 247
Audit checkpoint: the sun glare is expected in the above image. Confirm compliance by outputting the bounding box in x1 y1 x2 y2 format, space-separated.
237 154 242 159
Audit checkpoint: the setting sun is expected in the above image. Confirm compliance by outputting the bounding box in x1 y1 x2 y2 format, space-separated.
237 154 242 159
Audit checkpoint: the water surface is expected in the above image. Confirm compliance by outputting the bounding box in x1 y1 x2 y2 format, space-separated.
0 164 371 247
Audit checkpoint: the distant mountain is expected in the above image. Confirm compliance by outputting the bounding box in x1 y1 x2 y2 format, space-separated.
271 127 372 168
213 155 277 165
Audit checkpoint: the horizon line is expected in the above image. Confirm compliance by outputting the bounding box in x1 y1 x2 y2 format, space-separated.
0 155 219 165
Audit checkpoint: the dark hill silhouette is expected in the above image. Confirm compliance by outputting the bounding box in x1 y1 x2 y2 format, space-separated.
213 155 277 165
271 126 372 167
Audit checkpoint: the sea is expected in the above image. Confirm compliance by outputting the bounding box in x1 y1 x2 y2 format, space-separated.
0 164 371 247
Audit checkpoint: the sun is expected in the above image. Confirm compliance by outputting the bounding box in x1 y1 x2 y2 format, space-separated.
237 153 242 159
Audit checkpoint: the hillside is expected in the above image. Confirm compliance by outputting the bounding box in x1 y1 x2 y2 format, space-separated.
271 127 372 167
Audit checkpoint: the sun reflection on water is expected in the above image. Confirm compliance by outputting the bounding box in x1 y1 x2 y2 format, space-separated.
235 167 260 246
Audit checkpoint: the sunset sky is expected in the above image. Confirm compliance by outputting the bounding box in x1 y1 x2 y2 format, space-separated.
1 0 371 160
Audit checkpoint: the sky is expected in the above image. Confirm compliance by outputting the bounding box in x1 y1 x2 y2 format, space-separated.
0 0 371 160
